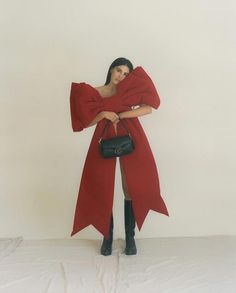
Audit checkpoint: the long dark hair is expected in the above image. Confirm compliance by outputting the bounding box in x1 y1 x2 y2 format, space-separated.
104 57 134 85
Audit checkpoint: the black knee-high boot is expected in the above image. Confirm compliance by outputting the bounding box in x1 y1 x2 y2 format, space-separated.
124 199 137 255
100 214 113 256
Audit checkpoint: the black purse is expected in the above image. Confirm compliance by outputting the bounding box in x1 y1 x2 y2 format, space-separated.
99 120 135 158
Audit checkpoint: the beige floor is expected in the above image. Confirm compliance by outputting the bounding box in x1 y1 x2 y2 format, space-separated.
0 236 236 293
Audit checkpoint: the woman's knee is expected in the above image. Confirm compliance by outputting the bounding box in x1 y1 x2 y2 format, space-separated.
122 186 131 199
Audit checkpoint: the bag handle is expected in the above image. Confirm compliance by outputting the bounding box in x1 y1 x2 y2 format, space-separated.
99 118 131 143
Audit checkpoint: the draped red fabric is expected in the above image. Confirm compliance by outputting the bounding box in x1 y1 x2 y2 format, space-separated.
70 66 169 239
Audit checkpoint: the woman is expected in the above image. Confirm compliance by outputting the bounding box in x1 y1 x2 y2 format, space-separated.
70 57 169 256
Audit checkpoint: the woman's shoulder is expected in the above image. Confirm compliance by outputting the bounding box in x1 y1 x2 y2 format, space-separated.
93 85 107 96
93 85 104 91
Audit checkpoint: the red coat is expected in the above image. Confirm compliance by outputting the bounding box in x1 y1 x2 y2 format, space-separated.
70 66 169 239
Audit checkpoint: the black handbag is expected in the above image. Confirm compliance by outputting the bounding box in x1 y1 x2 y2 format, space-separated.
99 120 135 158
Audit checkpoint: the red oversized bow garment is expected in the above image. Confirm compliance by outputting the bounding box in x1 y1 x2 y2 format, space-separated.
70 66 169 239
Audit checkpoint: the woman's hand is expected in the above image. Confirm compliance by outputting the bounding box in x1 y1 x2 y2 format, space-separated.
87 111 120 127
101 111 119 123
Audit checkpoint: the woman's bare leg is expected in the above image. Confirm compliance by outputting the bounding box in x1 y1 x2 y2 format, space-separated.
120 159 137 254
119 158 132 200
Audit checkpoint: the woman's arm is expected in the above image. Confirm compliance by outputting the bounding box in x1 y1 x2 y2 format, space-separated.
88 104 152 128
87 111 119 127
118 104 152 120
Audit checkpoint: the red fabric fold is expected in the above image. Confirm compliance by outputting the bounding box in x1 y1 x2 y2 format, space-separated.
70 66 169 239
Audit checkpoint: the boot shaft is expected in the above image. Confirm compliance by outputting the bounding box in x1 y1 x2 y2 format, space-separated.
124 199 137 255
124 199 135 237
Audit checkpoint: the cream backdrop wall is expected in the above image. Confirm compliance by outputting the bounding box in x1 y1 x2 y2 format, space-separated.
1 0 236 239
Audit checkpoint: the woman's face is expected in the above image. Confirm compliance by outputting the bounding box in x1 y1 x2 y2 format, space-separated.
110 65 130 85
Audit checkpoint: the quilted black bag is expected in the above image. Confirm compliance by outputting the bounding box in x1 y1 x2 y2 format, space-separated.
99 120 135 158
